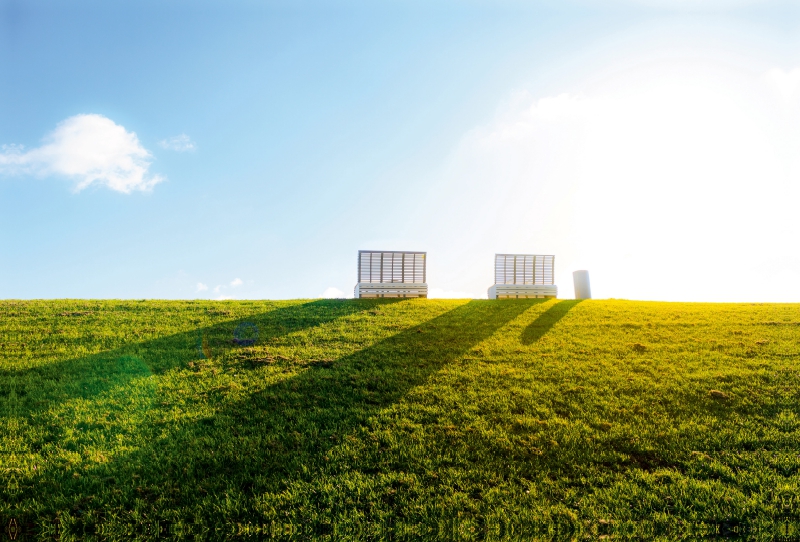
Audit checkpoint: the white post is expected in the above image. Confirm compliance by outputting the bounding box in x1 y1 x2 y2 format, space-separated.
573 270 591 299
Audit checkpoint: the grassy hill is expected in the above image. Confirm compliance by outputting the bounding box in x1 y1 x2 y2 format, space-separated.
1 298 799 539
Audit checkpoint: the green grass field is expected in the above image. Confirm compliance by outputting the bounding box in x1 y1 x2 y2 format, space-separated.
2 298 800 540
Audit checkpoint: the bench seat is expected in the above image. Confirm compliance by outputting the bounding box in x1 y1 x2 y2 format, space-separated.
355 282 428 298
488 284 557 299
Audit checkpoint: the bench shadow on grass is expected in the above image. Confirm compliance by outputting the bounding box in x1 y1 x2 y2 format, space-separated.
11 299 581 534
3 298 398 526
53 300 559 532
521 299 582 345
2 299 383 423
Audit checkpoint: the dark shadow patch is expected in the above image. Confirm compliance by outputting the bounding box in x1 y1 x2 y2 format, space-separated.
520 300 581 345
46 300 535 528
625 449 677 472
1 299 399 422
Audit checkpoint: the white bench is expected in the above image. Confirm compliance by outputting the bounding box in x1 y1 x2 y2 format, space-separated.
355 250 428 298
488 254 557 299
488 284 557 299
355 282 428 298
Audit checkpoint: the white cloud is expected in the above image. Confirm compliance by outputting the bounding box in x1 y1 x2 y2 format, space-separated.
405 61 800 302
211 278 242 295
321 287 347 298
0 114 164 193
159 134 196 152
215 295 233 301
196 282 208 292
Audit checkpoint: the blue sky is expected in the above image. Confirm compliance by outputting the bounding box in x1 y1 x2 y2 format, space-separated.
2 1 800 301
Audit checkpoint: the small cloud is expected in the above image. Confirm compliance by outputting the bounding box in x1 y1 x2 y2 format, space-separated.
321 287 346 299
230 278 243 287
196 282 208 292
0 114 164 193
158 134 196 152
213 285 222 293
215 295 233 301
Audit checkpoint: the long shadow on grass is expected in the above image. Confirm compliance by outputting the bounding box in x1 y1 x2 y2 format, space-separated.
0 299 387 424
56 300 551 531
2 299 402 531
0 300 399 516
521 299 581 345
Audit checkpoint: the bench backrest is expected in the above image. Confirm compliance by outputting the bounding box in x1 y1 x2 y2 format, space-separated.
359 250 426 284
495 254 554 285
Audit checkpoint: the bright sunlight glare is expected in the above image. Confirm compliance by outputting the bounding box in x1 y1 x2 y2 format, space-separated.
411 49 800 302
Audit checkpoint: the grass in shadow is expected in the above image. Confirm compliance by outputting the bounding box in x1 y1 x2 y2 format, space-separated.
25 300 541 534
521 300 582 345
2 298 408 534
1 299 389 422
9 299 799 538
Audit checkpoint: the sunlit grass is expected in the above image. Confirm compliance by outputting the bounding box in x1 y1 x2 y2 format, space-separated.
1 298 799 539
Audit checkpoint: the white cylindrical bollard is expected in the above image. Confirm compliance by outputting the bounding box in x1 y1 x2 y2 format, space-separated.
573 270 591 300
